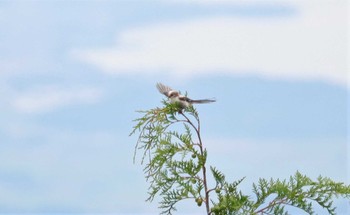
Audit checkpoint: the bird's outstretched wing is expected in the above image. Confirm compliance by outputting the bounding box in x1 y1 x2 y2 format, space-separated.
156 82 174 97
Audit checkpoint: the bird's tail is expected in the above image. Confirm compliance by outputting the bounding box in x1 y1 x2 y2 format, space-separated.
190 98 216 104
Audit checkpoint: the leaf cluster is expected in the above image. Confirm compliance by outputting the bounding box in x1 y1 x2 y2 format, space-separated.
131 102 350 215
130 101 205 214
251 171 350 214
210 170 350 215
210 167 250 214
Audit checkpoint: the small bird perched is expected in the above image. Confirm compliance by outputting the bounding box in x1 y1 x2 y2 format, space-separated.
156 83 216 109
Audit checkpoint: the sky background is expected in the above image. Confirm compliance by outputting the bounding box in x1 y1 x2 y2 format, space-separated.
0 0 348 214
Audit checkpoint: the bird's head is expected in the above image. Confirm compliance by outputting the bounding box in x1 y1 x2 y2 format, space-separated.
168 91 179 98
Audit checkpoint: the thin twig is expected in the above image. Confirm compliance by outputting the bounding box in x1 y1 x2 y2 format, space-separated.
181 111 211 215
254 197 288 214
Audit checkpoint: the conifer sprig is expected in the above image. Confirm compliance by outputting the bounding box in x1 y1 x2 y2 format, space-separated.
131 102 350 214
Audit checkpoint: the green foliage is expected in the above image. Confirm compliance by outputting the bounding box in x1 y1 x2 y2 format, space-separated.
210 167 251 214
250 171 350 215
130 101 207 214
130 101 350 215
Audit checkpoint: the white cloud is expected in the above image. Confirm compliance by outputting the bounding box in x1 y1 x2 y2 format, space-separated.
168 0 307 3
12 86 103 114
166 0 292 4
72 1 347 86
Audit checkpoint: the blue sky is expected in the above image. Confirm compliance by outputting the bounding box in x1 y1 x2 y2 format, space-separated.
0 0 348 214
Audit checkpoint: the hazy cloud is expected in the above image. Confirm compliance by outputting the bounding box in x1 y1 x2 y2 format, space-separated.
72 2 347 86
12 86 103 114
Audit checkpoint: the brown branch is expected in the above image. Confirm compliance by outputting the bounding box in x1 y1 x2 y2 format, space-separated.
181 112 211 215
254 197 288 214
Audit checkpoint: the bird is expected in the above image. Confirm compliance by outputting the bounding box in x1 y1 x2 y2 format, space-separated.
156 83 216 109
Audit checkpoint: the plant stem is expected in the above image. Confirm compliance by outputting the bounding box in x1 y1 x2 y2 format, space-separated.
181 112 210 214
254 197 288 214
